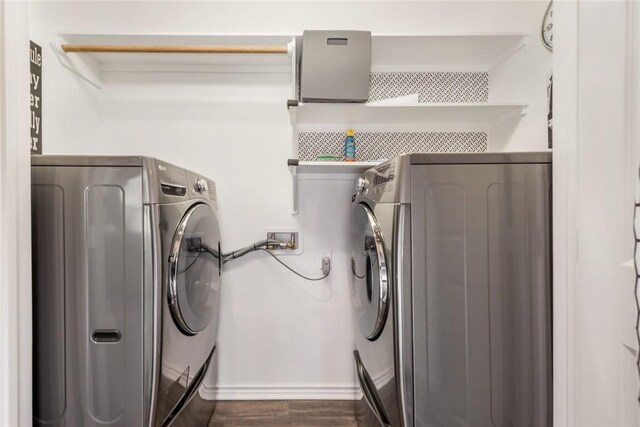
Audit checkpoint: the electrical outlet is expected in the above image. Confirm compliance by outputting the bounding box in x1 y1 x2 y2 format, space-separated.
322 256 331 276
320 250 332 276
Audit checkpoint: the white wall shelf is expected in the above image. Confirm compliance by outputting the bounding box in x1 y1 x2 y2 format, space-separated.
53 33 296 87
295 161 382 175
371 33 528 72
291 102 527 127
53 32 528 86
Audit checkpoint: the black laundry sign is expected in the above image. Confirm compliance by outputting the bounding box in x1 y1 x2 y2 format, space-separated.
30 41 42 154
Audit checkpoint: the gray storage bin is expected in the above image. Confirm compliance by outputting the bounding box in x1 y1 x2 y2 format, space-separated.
300 30 371 103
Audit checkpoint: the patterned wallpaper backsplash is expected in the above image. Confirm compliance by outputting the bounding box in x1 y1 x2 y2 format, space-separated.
368 71 489 103
298 131 488 162
298 72 489 160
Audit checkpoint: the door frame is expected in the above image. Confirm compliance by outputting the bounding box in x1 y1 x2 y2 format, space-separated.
552 1 579 424
553 1 640 425
0 1 32 425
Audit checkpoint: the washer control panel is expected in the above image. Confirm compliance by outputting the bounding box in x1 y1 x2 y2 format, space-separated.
186 171 217 205
145 158 218 206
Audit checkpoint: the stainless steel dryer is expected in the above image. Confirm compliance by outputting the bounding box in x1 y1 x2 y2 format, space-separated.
31 156 222 427
350 152 552 427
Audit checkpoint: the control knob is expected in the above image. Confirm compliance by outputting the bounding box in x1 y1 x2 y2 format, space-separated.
195 178 208 193
356 177 369 193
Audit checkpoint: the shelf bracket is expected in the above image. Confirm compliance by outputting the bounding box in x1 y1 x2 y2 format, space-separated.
288 37 299 215
52 38 102 89
287 99 298 127
493 104 528 125
487 35 529 73
288 159 299 215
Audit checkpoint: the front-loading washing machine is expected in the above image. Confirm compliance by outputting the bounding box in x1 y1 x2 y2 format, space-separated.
31 155 222 426
350 152 552 427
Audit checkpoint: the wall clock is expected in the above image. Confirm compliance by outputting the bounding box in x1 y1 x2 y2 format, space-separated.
542 1 553 51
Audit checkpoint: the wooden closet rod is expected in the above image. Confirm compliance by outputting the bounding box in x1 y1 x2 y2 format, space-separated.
60 44 289 54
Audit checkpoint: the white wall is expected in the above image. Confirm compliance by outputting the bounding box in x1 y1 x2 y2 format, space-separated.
0 1 32 425
29 0 551 399
554 0 640 425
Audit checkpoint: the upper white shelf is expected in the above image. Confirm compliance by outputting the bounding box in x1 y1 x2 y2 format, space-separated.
371 33 528 72
53 34 296 87
292 102 527 127
53 32 528 87
58 34 294 71
294 161 382 175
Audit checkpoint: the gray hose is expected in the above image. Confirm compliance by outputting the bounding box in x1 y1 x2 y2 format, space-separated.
222 239 283 264
216 239 331 281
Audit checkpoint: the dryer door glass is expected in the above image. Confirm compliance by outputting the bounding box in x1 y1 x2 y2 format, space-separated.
169 203 221 335
351 203 389 340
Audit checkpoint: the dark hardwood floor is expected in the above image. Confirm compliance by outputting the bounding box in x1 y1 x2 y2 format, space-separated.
209 400 357 426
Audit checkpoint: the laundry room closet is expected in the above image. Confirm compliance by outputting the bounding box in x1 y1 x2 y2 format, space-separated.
0 0 640 427
28 1 551 405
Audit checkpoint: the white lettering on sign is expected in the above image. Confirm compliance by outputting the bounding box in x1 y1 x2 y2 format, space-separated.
29 45 42 67
31 110 40 134
30 94 41 108
30 73 40 90
30 41 42 154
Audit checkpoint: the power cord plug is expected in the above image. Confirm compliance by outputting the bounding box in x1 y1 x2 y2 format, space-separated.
321 256 331 276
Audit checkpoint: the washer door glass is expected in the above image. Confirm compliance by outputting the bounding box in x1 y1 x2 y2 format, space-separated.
169 203 221 335
351 203 389 340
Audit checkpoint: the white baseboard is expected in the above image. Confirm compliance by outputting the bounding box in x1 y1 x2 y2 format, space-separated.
201 384 361 401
